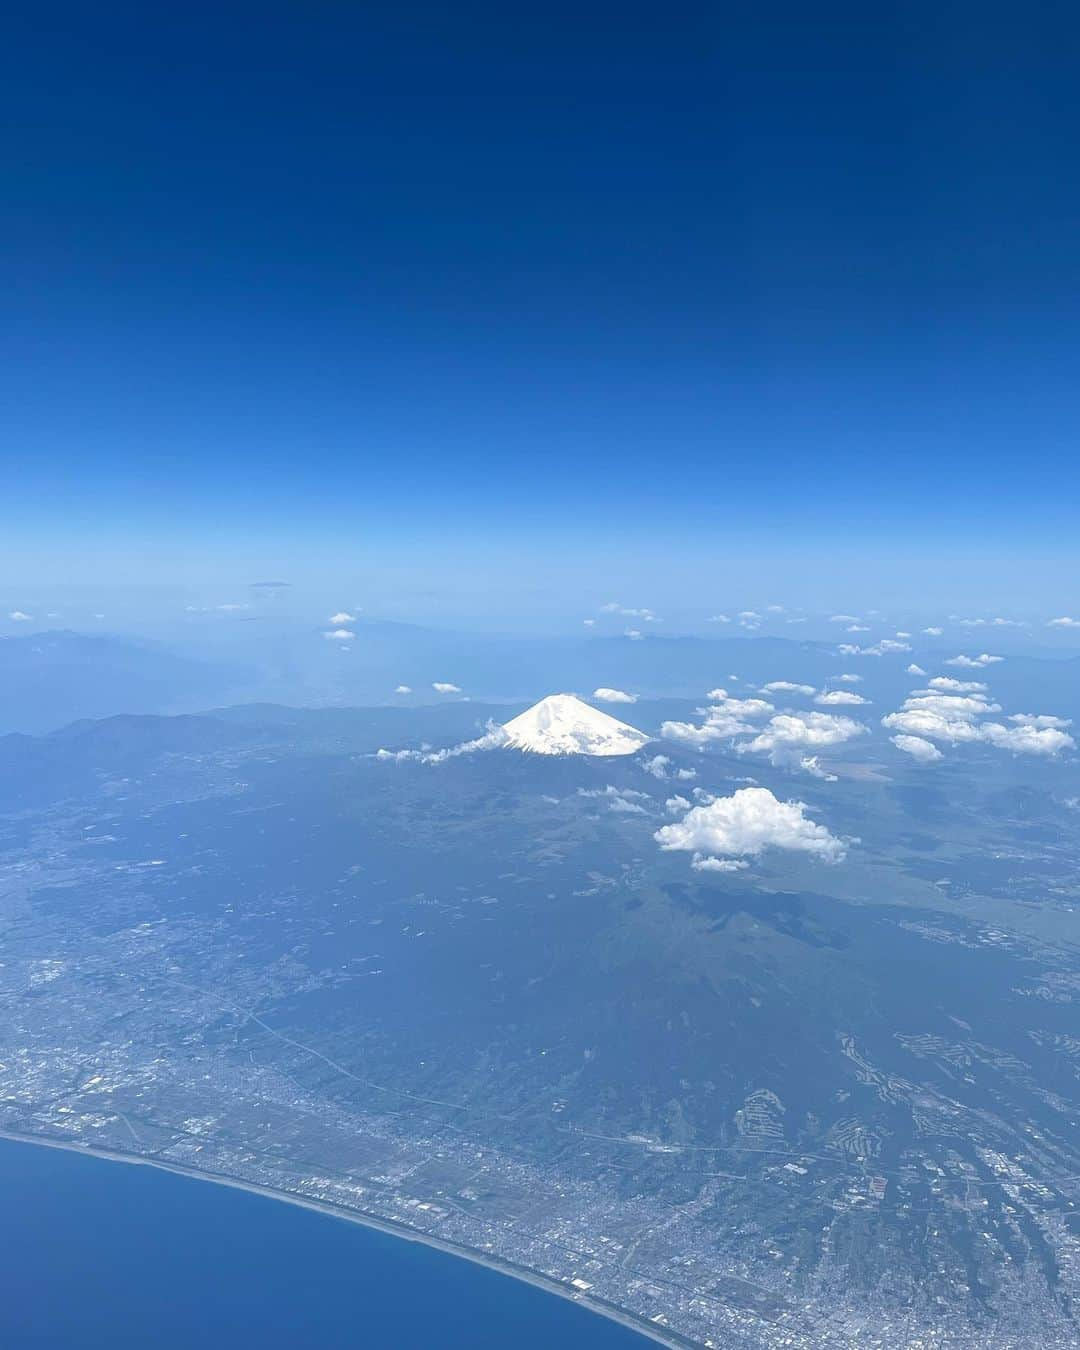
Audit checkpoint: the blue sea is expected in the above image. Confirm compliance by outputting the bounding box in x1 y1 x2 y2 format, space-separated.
0 1137 649 1348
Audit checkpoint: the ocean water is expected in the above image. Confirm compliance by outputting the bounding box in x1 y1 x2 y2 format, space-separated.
0 1137 648 1348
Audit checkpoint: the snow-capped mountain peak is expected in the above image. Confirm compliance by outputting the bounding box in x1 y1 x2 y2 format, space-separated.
500 694 649 757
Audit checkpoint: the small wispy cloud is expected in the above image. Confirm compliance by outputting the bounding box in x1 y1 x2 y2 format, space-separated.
7 610 33 622
432 681 462 694
601 602 660 621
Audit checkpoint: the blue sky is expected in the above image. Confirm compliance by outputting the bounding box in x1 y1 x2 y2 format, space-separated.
4 3 1080 621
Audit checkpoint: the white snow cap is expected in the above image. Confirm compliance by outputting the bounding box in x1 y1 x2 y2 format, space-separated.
501 694 650 757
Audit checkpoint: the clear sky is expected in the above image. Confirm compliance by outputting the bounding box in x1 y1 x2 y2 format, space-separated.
4 3 1080 621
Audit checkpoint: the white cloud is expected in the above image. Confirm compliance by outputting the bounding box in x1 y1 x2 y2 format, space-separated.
946 653 1003 668
642 754 695 782
8 610 33 622
906 663 927 675
593 687 637 704
661 692 774 748
736 711 868 767
1048 616 1080 628
981 722 1074 754
662 694 867 771
845 624 870 633
815 690 869 706
692 855 749 872
829 614 859 623
928 677 986 692
738 610 761 628
323 628 354 641
761 681 816 695
601 603 659 621
578 784 651 811
707 614 730 623
891 734 944 763
394 685 412 694
432 682 462 694
895 631 911 638
836 673 862 683
838 639 910 656
583 618 596 627
883 688 1073 757
655 786 848 866
922 626 943 636
624 628 643 640
329 611 356 625
377 725 505 764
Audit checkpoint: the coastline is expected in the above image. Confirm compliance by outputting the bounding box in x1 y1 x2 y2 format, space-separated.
0 1127 698 1350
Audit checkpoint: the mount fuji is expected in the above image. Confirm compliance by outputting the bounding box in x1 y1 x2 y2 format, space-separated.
500 693 650 756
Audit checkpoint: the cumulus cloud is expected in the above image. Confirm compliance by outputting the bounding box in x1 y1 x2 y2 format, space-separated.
829 614 859 623
329 611 356 624
981 723 1073 754
815 690 869 706
1048 617 1080 628
883 687 1073 758
846 624 870 633
761 680 816 695
946 653 1003 668
655 787 848 868
707 614 730 623
323 628 354 641
583 618 596 627
928 677 986 692
922 626 944 636
1009 713 1072 729
625 628 643 640
8 610 33 622
738 610 761 628
394 684 412 694
662 693 867 772
906 663 927 675
836 673 863 683
593 687 637 704
736 711 868 767
891 734 944 763
661 691 774 747
432 682 462 694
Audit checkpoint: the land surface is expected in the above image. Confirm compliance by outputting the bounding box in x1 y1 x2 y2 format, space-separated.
2 699 1080 1346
